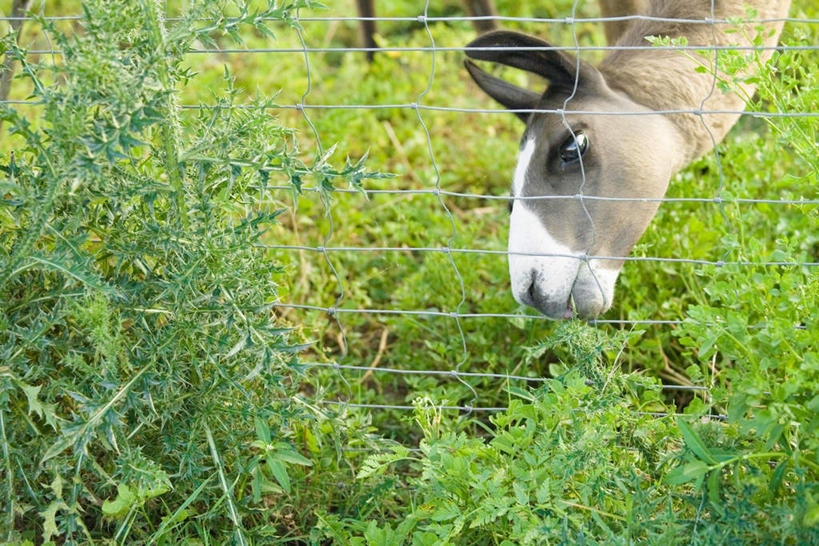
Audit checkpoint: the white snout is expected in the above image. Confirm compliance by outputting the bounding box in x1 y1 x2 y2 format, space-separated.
508 206 620 318
509 203 579 318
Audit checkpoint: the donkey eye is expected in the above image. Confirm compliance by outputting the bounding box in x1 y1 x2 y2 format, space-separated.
560 132 589 164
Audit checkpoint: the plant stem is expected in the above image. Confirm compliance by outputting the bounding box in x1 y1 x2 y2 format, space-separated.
710 451 788 473
205 424 247 546
144 0 189 228
0 410 13 541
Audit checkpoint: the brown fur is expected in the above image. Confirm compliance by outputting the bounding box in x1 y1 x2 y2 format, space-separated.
600 0 791 163
598 0 651 44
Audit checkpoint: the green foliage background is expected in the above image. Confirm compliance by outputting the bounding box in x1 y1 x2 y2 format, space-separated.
0 0 817 543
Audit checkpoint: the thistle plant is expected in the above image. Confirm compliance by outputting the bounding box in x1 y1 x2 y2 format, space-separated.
0 0 381 542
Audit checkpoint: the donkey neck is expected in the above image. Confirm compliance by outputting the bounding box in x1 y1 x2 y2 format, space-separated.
598 0 790 167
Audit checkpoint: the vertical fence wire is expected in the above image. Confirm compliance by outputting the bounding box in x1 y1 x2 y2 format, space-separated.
561 0 610 313
415 1 478 408
699 0 724 423
293 8 352 369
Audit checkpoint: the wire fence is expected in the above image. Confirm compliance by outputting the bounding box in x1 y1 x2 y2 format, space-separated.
2 2 816 421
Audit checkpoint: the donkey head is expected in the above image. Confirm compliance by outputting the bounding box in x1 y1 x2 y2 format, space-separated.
465 31 683 319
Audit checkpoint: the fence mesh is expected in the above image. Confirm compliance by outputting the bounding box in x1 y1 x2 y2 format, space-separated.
2 1 816 421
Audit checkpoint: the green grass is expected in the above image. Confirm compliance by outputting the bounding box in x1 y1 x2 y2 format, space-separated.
1 0 817 543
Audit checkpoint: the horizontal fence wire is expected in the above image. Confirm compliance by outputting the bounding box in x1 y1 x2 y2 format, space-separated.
301 361 711 391
261 243 819 267
3 7 813 424
319 400 728 421
4 99 819 119
274 303 687 324
2 15 819 23
8 45 819 56
270 302 809 332
257 186 819 205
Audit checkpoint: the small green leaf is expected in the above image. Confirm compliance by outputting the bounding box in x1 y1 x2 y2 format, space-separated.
225 334 248 359
102 484 137 518
764 423 785 451
667 460 711 485
252 465 262 504
274 449 312 466
513 481 529 506
769 459 788 498
429 501 460 522
804 502 819 527
266 458 290 494
535 478 551 504
677 418 717 464
19 382 44 418
254 416 271 444
139 481 170 501
41 501 65 543
707 470 720 505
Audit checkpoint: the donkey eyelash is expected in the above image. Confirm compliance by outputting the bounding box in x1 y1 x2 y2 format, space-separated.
559 131 589 165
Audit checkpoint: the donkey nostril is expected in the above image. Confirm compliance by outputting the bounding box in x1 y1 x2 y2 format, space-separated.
527 279 537 303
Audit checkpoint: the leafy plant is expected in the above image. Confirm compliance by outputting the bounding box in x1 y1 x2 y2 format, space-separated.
1 0 384 542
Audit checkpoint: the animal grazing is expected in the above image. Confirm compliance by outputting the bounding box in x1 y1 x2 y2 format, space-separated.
464 0 791 319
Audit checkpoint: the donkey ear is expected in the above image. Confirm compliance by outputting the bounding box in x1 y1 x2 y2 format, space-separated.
465 30 604 93
464 60 540 121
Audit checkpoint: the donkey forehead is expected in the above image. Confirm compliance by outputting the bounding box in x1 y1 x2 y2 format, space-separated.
525 86 639 135
523 98 595 134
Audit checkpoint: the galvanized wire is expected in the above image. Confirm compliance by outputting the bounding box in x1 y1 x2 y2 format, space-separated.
11 45 819 55
4 99 819 121
260 244 819 267
256 186 818 205
321 400 728 421
3 15 819 24
402 2 479 408
300 361 710 391
274 302 689 324
292 6 351 362
3 96 819 120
